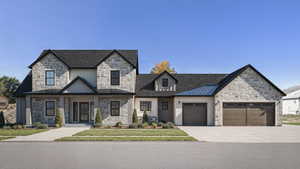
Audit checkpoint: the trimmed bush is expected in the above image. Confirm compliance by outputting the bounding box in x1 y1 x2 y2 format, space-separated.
0 111 5 127
162 123 170 129
129 123 138 129
151 122 158 128
33 122 48 129
132 109 138 123
142 111 149 123
3 125 11 129
158 122 164 127
115 122 123 128
166 122 175 128
55 109 63 127
95 108 102 125
142 122 149 128
137 123 143 128
94 123 102 128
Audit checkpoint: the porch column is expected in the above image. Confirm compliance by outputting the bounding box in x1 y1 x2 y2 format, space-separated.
59 96 65 125
93 96 99 122
25 95 32 125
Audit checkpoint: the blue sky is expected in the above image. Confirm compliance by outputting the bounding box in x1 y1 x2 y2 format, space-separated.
0 0 299 89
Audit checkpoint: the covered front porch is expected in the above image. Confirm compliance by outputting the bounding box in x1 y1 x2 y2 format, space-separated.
25 94 134 126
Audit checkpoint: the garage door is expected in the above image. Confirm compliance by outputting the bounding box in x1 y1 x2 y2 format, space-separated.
223 103 275 126
183 103 207 126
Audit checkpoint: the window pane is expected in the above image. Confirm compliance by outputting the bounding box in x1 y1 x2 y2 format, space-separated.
162 102 168 111
47 79 54 85
162 78 168 87
111 70 120 85
46 71 54 78
140 101 151 111
111 101 120 116
45 70 55 86
46 101 55 116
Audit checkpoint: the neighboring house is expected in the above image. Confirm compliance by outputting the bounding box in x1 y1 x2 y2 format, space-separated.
0 96 9 109
282 86 300 115
15 49 285 126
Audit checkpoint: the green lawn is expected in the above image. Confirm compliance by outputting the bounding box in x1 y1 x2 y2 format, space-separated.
0 136 15 141
0 129 48 136
56 136 197 141
283 122 300 126
74 129 188 136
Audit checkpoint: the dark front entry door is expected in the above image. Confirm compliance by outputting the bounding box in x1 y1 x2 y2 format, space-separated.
79 102 89 123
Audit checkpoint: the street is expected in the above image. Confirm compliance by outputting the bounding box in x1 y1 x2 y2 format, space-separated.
0 142 299 169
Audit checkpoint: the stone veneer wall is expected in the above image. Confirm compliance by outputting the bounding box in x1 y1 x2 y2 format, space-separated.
31 97 60 124
99 96 133 125
214 67 283 126
32 54 69 91
97 53 136 92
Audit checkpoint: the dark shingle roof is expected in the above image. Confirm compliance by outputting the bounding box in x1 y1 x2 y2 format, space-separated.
14 71 32 97
135 74 227 97
29 49 138 69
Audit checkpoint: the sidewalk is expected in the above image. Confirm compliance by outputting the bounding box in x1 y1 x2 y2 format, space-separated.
5 127 90 142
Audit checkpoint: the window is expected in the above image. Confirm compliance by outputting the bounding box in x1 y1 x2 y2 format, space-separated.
161 102 168 111
111 101 120 116
111 70 120 85
45 101 56 116
140 101 152 111
162 78 168 87
45 70 55 86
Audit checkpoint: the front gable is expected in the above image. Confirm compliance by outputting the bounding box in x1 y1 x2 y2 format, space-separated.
61 77 96 94
154 71 177 92
215 66 284 101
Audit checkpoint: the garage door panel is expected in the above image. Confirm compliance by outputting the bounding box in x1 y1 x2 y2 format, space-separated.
183 103 207 126
223 108 246 126
223 103 275 126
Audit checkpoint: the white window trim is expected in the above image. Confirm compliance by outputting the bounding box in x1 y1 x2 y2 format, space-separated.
45 69 56 87
44 100 56 117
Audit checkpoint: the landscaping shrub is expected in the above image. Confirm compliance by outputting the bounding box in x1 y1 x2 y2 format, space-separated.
33 122 48 129
166 122 175 128
151 122 158 128
129 123 138 129
93 123 102 128
115 122 123 128
142 111 149 123
0 111 5 127
137 123 143 128
11 124 24 129
95 108 102 125
158 122 164 127
162 123 171 129
132 109 138 123
3 125 11 129
142 122 149 128
55 109 63 127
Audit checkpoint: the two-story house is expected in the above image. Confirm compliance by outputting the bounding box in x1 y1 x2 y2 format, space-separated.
15 49 285 126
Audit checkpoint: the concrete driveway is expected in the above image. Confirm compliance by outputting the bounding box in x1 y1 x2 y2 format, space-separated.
179 125 300 143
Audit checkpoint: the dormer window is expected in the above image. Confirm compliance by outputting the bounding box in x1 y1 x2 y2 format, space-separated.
111 70 120 85
45 70 55 86
162 78 168 87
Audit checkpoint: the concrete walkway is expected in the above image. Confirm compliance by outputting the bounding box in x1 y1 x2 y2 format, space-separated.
179 125 300 143
5 127 90 142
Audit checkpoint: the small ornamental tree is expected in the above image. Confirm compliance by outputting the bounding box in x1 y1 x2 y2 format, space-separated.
0 111 5 127
55 109 63 127
132 109 138 123
142 111 149 123
95 108 102 125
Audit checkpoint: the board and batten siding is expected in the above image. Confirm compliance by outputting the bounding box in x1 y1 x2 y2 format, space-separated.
174 96 215 125
69 69 97 87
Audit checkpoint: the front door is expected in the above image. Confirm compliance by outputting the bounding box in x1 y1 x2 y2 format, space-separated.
79 102 89 123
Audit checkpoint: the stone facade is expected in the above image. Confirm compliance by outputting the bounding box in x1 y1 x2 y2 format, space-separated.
214 67 283 126
155 73 176 91
97 53 136 92
99 96 134 125
32 54 69 91
31 96 59 125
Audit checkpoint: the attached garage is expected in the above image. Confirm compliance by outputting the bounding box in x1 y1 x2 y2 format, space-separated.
223 103 275 126
183 103 207 126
